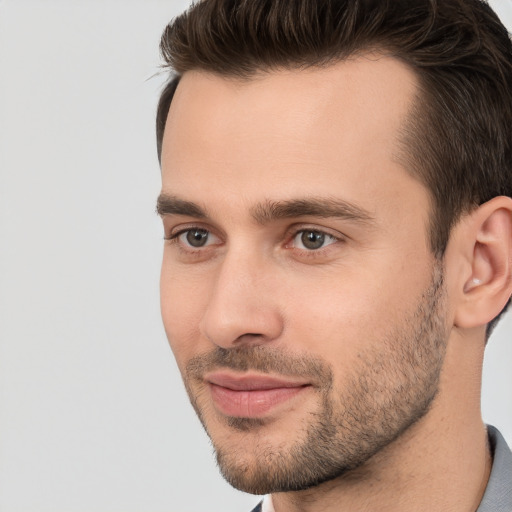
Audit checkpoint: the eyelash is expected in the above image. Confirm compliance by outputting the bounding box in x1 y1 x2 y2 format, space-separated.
165 227 220 250
164 225 345 258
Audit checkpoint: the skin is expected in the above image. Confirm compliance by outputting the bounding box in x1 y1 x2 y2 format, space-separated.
159 56 512 511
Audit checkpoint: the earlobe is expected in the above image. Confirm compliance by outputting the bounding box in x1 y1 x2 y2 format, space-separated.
453 196 512 329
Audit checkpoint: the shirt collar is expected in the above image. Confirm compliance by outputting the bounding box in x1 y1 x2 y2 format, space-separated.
476 425 512 511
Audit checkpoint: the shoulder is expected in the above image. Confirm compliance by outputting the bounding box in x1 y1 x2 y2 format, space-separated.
249 502 262 512
477 426 512 512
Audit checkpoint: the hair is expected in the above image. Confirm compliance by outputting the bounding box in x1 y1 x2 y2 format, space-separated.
156 0 512 335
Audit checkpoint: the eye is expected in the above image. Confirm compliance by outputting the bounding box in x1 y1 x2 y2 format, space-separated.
181 228 210 247
170 228 220 249
292 230 337 250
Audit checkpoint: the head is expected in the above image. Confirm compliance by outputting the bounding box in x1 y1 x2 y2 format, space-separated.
156 0 512 495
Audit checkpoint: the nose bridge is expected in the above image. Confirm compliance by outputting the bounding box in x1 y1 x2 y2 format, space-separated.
199 246 283 348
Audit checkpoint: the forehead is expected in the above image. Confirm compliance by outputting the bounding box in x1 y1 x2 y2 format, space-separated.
160 56 423 216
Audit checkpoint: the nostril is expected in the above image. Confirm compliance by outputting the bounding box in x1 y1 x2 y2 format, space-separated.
233 333 267 344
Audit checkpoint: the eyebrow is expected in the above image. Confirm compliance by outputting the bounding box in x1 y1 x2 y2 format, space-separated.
156 194 375 225
250 198 376 225
156 194 207 218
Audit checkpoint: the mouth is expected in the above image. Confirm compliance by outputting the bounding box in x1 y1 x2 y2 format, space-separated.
205 371 311 418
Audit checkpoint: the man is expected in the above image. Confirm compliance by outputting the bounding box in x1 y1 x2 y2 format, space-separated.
155 0 512 510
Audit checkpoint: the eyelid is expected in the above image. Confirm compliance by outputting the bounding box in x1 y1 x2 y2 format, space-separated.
164 220 216 239
285 224 346 245
291 230 337 250
163 221 346 255
164 223 223 248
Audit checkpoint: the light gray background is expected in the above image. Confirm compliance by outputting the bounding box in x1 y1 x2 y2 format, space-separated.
0 1 511 511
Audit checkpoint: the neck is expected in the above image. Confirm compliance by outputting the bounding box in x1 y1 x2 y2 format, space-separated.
271 330 492 512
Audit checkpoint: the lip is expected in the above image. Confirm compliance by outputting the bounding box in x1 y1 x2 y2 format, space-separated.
206 371 311 418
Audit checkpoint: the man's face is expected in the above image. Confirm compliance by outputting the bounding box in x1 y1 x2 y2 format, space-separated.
159 57 449 494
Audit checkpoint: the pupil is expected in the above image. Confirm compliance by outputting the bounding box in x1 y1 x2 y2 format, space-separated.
186 229 208 247
301 231 325 249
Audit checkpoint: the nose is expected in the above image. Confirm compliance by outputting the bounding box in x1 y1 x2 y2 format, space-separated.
199 252 284 349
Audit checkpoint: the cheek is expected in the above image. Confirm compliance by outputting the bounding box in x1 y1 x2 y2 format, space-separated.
283 259 431 359
160 259 210 367
283 283 376 362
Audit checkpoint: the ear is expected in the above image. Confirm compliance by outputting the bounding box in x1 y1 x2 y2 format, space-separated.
453 196 512 329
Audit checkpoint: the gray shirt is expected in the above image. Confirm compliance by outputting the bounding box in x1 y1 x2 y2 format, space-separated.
477 426 512 511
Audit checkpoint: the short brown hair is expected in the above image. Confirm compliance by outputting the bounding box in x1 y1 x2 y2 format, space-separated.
156 0 512 331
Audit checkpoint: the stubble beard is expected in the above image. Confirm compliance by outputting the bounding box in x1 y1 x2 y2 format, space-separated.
183 262 448 495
